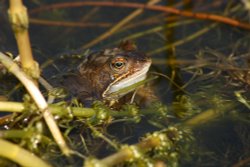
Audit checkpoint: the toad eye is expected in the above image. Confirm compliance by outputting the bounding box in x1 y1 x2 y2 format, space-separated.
110 57 127 72
114 61 125 68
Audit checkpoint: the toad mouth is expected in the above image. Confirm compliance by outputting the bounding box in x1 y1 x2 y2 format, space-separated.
102 61 151 100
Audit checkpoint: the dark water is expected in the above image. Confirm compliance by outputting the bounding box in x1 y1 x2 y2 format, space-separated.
1 0 250 167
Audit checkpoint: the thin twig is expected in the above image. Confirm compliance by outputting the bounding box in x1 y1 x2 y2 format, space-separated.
29 1 250 31
81 0 161 49
149 23 218 55
232 156 250 167
29 18 111 28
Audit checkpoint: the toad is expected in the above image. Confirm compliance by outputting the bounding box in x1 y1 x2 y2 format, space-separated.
62 41 152 106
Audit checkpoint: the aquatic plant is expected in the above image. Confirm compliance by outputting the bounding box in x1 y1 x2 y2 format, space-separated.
0 0 250 167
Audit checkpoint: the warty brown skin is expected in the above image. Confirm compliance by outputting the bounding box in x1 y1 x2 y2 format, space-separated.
62 44 151 106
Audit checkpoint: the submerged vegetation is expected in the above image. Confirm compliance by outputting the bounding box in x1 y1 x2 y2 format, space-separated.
0 0 250 166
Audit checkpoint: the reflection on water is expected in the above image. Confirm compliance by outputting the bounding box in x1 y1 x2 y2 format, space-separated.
0 0 250 166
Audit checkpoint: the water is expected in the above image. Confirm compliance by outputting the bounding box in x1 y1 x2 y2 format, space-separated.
0 0 250 166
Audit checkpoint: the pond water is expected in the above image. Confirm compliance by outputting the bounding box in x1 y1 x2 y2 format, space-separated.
0 0 250 167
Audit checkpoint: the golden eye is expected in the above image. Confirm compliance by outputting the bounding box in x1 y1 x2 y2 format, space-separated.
111 57 127 72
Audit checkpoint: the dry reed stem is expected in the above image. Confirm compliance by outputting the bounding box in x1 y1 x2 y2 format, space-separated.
8 0 39 79
0 52 71 156
85 135 161 167
0 138 52 167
